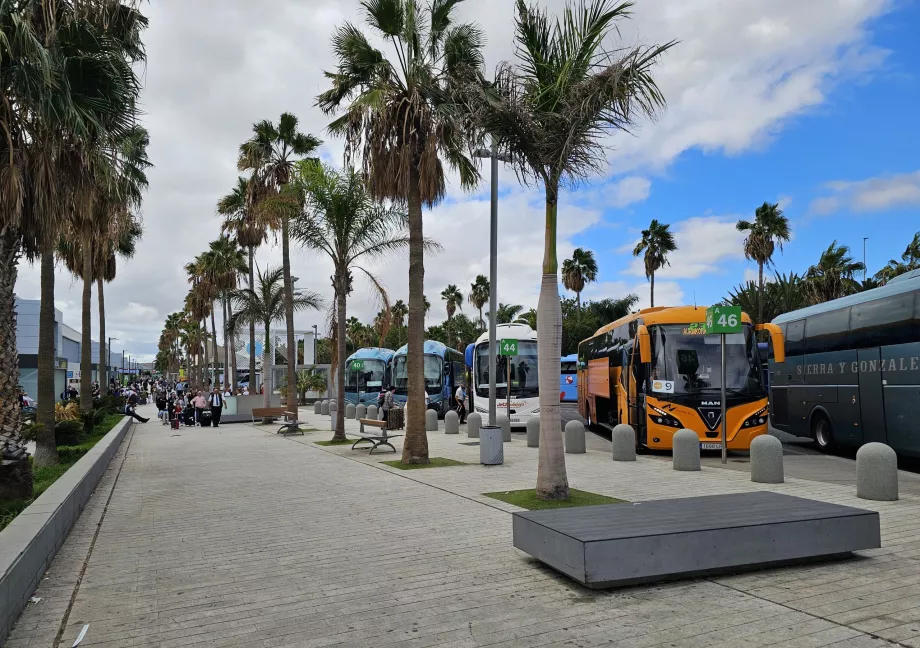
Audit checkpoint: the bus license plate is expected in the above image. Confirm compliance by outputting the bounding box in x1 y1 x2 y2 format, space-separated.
700 443 722 450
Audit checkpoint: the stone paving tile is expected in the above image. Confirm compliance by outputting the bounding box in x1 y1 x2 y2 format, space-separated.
7 405 920 647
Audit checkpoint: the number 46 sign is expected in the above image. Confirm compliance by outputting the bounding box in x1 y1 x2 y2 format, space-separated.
705 305 742 334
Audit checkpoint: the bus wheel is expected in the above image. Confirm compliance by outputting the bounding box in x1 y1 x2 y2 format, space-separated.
812 413 834 452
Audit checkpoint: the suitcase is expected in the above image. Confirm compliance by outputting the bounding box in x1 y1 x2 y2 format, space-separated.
183 409 196 426
386 407 404 430
171 418 180 430
199 411 212 427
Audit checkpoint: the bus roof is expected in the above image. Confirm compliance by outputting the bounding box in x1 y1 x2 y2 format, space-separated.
561 353 578 362
772 273 920 325
590 305 752 339
394 340 452 357
346 347 395 362
474 322 537 345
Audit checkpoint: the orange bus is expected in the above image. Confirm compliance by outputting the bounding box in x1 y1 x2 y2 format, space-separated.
576 306 785 451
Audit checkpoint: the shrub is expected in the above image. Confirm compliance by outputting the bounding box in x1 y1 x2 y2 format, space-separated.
55 420 86 447
20 422 38 441
55 401 80 422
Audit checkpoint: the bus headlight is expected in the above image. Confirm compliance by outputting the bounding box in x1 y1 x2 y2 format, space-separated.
649 404 682 428
742 407 768 428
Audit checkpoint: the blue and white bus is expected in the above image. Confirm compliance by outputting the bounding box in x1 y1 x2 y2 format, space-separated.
560 353 578 402
344 348 395 406
392 340 466 416
470 323 540 428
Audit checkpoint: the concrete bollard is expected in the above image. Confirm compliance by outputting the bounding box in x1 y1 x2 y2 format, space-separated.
320 400 329 416
445 410 460 434
565 420 586 454
366 404 378 421
526 417 540 448
313 401 321 415
497 414 511 442
356 404 367 420
329 401 338 431
612 424 636 462
425 408 439 431
857 442 898 501
345 403 356 420
750 434 784 483
467 412 481 439
673 429 701 471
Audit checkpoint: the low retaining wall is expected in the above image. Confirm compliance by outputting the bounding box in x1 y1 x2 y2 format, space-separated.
0 416 132 645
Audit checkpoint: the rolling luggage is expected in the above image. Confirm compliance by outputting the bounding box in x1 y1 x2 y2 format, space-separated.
182 409 196 426
386 407 404 430
199 410 212 427
171 418 180 430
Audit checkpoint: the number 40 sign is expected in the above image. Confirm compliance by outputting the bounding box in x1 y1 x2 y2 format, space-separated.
705 305 742 334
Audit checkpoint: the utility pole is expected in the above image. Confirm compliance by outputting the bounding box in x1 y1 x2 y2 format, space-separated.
863 237 869 282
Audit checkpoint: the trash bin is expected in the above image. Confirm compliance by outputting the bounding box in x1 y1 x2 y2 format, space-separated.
480 425 503 465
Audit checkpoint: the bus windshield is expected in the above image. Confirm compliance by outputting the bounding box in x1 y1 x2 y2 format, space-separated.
344 359 387 393
474 341 539 399
392 355 443 395
649 324 765 398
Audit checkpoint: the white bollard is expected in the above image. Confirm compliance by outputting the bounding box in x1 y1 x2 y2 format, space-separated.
345 403 356 420
526 417 540 448
445 410 460 434
612 424 636 462
467 412 481 439
329 400 338 431
750 434 784 483
366 404 378 421
497 414 511 442
480 426 504 465
356 404 367 420
857 442 898 501
564 420 586 454
313 401 321 415
425 408 439 431
320 400 329 416
672 429 700 471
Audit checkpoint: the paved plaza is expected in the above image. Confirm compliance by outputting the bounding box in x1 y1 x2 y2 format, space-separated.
6 405 920 648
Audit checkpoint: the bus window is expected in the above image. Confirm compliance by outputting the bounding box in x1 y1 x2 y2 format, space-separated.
785 320 805 356
805 309 851 354
850 293 916 348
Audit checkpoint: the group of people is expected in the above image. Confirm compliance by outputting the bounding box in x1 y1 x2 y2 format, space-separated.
153 385 227 428
374 382 468 424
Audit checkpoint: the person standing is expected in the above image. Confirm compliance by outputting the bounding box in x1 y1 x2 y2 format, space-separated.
209 387 224 428
382 385 396 423
191 390 206 426
454 382 467 424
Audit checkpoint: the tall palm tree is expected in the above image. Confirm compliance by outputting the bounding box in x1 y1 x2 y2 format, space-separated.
634 220 677 308
468 275 490 329
467 0 672 499
238 114 321 419
391 300 408 328
736 202 791 324
487 303 524 324
202 237 247 390
318 0 484 464
288 162 410 442
441 285 464 347
874 231 920 285
561 248 599 309
806 241 865 304
219 176 270 387
229 266 322 409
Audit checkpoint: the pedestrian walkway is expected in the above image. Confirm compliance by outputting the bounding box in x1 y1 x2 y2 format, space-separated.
6 404 919 647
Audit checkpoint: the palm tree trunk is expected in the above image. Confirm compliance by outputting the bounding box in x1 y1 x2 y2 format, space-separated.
401 168 430 464
97 277 107 397
80 224 93 431
202 320 210 389
281 213 297 413
262 321 272 410
535 186 569 501
247 246 256 387
228 299 237 392
650 271 656 308
35 247 60 467
210 304 219 389
222 296 230 391
576 291 581 310
333 283 347 441
757 261 764 325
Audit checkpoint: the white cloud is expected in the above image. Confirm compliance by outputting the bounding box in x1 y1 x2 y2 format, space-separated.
743 267 760 283
625 216 746 280
13 0 893 358
809 170 920 215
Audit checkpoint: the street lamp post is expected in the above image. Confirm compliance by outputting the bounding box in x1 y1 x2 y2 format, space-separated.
312 324 318 365
108 337 117 391
474 137 510 427
863 237 869 283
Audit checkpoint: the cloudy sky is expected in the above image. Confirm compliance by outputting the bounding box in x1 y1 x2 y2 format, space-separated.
14 0 920 361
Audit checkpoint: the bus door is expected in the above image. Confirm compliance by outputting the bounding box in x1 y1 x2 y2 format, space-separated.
859 348 887 444
627 345 646 444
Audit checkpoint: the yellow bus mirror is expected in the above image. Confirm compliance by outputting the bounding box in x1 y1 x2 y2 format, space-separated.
637 325 652 364
756 323 785 363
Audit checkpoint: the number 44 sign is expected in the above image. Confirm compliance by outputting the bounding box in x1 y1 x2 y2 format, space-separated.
499 339 518 356
705 305 742 334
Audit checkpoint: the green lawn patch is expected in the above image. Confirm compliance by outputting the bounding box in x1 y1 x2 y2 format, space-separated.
1 413 125 531
483 488 625 510
315 438 353 446
380 457 466 470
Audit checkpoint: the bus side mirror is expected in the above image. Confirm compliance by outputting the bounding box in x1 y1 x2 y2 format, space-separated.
636 325 652 364
756 323 785 363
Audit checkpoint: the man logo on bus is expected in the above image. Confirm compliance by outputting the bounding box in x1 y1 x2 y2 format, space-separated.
565 376 574 385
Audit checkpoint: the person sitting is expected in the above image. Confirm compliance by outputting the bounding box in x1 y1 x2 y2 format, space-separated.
124 390 149 423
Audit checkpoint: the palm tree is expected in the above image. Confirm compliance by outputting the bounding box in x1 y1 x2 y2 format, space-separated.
806 241 865 304
468 275 490 329
238 114 321 421
874 231 920 285
487 303 524 324
467 0 672 499
202 237 248 391
218 176 269 388
318 0 484 464
289 162 410 442
229 266 322 409
561 248 599 309
634 220 677 308
441 285 464 346
736 202 791 324
391 300 408 328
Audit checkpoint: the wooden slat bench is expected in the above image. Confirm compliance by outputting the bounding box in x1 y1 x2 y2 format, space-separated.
251 407 303 436
348 418 402 454
276 409 304 436
251 407 287 422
